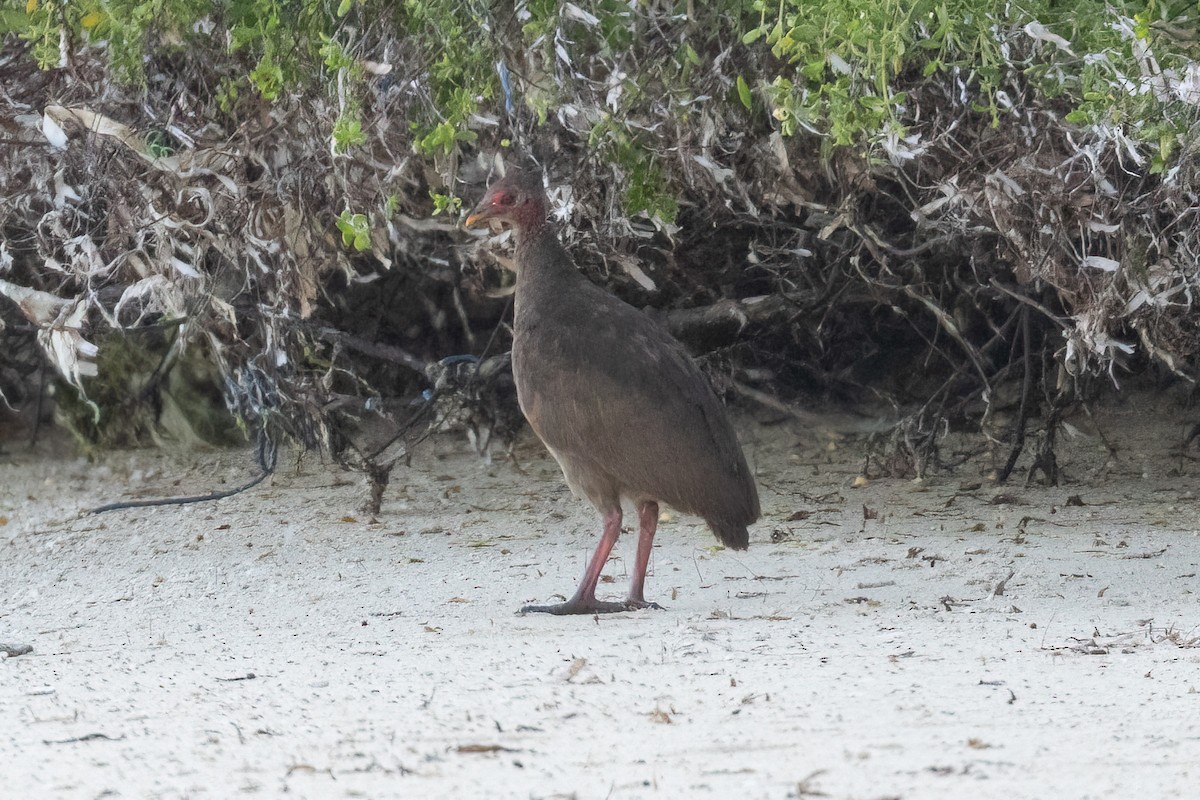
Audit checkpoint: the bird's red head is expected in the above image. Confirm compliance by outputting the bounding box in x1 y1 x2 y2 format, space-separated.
464 170 548 232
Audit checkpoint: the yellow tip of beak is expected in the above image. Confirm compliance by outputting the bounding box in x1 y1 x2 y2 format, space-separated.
464 212 485 228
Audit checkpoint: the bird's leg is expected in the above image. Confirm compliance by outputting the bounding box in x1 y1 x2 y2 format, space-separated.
626 501 664 610
520 508 628 615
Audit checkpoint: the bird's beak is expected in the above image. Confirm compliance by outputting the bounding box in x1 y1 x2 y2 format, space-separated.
464 201 490 229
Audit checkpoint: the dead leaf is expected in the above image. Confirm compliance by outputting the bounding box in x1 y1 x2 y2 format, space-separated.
564 658 587 682
648 708 672 724
455 744 515 754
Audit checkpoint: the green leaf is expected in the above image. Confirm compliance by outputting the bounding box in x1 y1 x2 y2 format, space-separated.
335 211 371 252
736 75 752 110
332 115 368 152
802 60 825 82
742 27 765 45
248 56 283 101
337 0 354 17
319 34 355 71
430 193 463 216
144 131 174 158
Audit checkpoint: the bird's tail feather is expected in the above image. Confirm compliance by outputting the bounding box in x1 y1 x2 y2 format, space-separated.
707 518 750 550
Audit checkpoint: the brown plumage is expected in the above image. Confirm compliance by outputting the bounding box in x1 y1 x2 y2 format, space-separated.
466 169 760 614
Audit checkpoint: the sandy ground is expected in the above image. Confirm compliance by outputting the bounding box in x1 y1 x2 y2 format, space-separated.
3 397 1200 800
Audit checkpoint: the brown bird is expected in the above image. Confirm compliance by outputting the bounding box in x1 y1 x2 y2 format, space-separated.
465 169 760 614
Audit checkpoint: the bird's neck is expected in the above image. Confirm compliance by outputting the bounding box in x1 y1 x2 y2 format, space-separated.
513 212 549 247
514 222 578 284
512 221 586 336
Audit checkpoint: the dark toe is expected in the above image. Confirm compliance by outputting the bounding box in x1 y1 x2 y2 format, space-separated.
520 599 632 615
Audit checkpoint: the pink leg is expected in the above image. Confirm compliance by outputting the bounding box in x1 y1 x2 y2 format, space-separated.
521 508 629 615
627 501 663 609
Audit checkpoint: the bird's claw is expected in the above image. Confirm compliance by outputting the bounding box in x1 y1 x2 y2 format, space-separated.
518 598 664 615
624 599 664 611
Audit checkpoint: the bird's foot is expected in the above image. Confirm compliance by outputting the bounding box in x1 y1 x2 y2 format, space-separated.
624 598 664 611
519 597 664 615
519 598 629 615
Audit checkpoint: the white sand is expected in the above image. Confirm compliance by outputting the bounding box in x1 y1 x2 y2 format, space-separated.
3 401 1199 799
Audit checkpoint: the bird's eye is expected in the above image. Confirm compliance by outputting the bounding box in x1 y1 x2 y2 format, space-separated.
493 191 514 207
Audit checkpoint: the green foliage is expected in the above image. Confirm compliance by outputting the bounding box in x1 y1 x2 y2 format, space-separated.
735 75 753 110
16 0 66 70
384 194 401 217
6 0 1198 457
318 33 357 74
739 0 1198 162
7 0 329 92
399 0 499 155
588 117 678 224
415 119 477 155
621 148 679 225
224 0 333 100
5 0 1196 189
520 0 558 39
335 210 371 252
332 114 367 152
1048 0 1199 174
144 129 174 158
248 53 284 100
430 193 462 216
745 0 1006 144
214 76 241 114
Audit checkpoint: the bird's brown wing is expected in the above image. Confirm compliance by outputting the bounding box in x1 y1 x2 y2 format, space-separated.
514 284 759 527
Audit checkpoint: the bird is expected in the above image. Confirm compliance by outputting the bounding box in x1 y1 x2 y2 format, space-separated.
465 168 760 615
